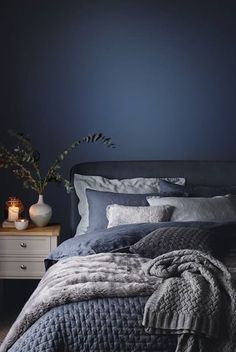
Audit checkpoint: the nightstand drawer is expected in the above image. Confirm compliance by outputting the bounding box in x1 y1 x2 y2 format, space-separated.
0 225 60 280
0 258 45 278
0 236 51 256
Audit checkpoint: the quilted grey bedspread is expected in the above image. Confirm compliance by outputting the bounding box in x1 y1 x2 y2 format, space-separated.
2 248 235 351
8 297 177 352
3 253 176 352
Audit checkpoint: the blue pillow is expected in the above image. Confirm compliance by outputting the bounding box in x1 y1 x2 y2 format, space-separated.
45 223 162 270
86 189 160 232
159 179 188 197
45 221 236 270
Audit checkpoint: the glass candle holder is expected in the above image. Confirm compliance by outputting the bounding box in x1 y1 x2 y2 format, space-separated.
15 219 29 230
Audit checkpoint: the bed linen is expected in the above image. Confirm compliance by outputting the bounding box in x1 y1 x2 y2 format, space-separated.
45 221 236 269
159 179 236 198
106 204 173 228
2 248 236 352
5 298 177 352
74 173 185 235
2 223 236 352
129 226 215 258
1 253 156 352
147 195 236 222
86 189 160 232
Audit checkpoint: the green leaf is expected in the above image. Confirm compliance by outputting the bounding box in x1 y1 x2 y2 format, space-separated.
1 130 114 194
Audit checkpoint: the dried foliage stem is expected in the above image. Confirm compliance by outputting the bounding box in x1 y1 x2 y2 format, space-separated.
0 130 114 194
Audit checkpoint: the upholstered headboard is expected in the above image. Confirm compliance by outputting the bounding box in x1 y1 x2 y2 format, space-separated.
70 160 236 234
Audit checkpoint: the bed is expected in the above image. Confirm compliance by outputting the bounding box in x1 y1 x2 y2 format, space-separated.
1 160 236 352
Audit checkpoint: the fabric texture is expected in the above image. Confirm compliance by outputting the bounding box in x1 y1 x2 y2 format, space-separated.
70 160 236 235
86 189 159 232
189 185 236 197
7 297 177 352
142 249 236 352
106 204 173 228
129 226 215 258
74 173 185 235
1 253 155 352
159 180 236 198
2 251 235 352
147 195 236 222
45 223 159 269
45 221 236 270
159 179 189 197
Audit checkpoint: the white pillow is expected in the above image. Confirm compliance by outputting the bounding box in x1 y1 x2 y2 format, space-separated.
146 195 236 222
74 174 185 235
106 204 173 228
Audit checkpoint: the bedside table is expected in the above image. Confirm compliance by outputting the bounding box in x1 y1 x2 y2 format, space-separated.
0 224 60 279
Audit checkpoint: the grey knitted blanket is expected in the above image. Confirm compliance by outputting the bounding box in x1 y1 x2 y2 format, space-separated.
142 249 236 352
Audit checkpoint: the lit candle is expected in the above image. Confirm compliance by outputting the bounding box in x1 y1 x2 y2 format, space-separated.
8 206 19 221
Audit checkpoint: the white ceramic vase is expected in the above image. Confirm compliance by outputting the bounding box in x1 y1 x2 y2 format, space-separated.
29 194 52 227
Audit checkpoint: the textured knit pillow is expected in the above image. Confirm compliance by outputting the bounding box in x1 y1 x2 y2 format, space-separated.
129 226 214 258
106 204 173 228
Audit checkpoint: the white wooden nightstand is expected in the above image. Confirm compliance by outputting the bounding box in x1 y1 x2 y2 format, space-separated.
0 224 60 279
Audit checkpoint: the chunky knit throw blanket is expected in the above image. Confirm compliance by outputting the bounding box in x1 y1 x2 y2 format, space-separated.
142 249 236 352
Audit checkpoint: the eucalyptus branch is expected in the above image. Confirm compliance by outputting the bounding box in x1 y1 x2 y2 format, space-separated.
0 148 39 191
44 133 114 189
9 130 41 177
12 168 39 193
57 133 114 163
8 130 34 153
0 130 114 194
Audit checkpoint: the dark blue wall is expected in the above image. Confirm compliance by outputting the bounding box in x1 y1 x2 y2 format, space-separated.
1 0 236 237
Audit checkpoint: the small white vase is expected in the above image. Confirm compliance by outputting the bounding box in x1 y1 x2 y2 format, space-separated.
29 194 52 227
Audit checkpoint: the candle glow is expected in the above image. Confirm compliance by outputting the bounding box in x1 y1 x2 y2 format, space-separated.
8 206 19 222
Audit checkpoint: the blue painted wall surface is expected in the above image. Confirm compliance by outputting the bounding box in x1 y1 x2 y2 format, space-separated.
1 0 236 237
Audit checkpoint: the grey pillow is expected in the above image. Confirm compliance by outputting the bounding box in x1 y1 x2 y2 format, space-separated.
86 189 160 233
74 173 185 235
147 195 236 222
129 226 215 258
106 204 173 228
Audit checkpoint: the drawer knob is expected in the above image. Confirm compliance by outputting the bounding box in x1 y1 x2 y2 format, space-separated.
20 264 27 270
20 242 27 248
